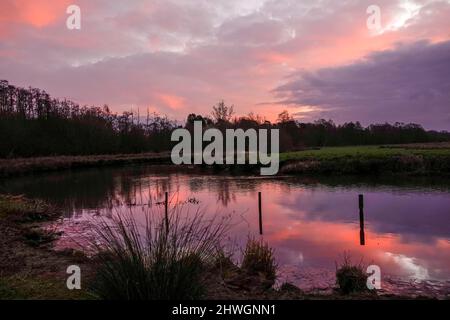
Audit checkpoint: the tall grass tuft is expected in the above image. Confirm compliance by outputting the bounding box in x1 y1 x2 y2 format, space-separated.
335 254 368 295
241 238 277 282
89 207 229 300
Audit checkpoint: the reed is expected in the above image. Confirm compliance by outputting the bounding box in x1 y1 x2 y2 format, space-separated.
335 254 368 295
241 238 277 282
89 206 230 300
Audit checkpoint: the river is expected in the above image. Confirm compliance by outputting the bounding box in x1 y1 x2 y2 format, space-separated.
2 164 450 297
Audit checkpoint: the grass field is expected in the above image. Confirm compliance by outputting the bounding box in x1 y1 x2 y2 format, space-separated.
280 145 450 162
279 144 450 175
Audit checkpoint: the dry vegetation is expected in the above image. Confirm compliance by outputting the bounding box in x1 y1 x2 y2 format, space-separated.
0 152 170 177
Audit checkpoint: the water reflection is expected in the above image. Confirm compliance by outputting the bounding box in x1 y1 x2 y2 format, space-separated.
359 194 365 246
2 165 450 288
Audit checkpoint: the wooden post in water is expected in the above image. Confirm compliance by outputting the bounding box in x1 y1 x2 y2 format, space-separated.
165 191 169 234
258 192 263 235
359 194 365 245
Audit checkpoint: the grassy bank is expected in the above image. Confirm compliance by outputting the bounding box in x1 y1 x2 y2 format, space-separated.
279 144 450 175
0 195 93 299
0 152 171 177
2 143 450 178
0 195 441 300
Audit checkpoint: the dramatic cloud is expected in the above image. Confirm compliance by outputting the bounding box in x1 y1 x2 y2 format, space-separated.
1 0 450 126
274 40 450 130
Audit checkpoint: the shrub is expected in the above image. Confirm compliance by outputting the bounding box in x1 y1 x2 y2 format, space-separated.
241 238 277 282
335 254 368 294
89 207 229 300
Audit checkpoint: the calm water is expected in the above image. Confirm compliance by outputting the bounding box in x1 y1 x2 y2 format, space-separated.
2 165 450 294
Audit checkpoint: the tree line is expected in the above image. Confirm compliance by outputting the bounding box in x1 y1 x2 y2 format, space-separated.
1 80 449 158
185 102 450 152
0 80 176 157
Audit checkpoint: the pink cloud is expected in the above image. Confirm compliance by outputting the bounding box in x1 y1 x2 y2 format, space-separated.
1 0 449 126
157 93 185 110
1 0 70 28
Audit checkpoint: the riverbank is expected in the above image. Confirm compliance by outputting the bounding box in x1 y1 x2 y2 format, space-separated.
0 195 93 299
279 145 450 175
0 152 172 177
1 144 450 178
1 195 447 300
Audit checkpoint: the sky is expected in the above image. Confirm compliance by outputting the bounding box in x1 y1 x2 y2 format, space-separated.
1 0 449 130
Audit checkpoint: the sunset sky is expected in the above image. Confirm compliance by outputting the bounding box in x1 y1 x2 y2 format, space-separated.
1 0 449 129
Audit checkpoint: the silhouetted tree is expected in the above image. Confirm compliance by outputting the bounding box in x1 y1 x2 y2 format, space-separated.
0 81 177 157
1 80 449 158
211 100 234 124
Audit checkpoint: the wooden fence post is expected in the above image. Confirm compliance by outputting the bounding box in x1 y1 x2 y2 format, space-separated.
359 194 365 245
165 191 169 234
258 192 263 235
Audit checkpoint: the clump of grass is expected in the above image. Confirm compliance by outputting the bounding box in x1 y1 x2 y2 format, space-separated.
0 194 54 222
241 238 277 283
212 248 240 282
89 207 229 300
335 254 368 295
214 249 235 270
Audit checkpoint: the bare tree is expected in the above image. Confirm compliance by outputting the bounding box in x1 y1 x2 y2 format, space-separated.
211 100 234 123
277 110 293 123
